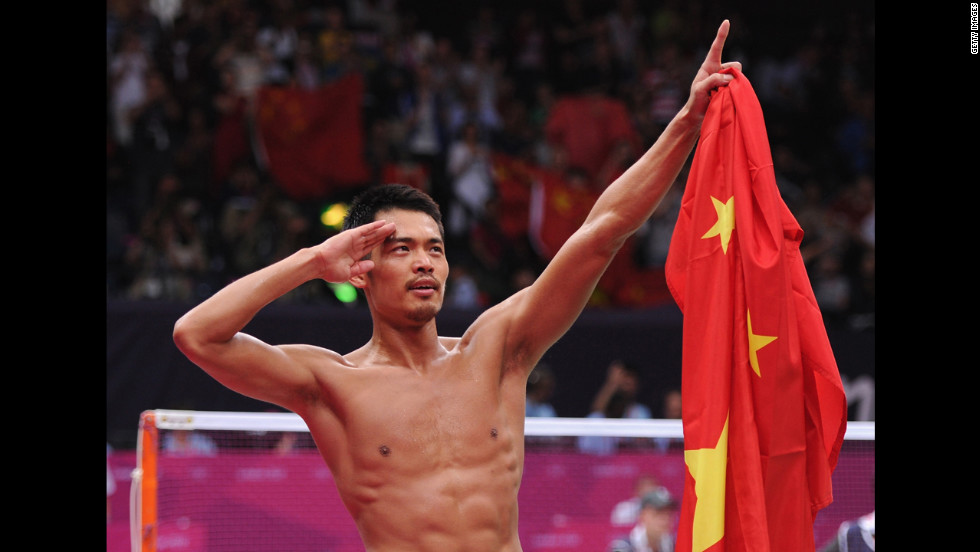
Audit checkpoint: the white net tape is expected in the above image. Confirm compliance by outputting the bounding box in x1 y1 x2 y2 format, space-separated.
149 409 874 439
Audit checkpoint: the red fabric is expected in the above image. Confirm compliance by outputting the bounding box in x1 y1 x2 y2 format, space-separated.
598 259 672 308
527 165 598 260
381 161 430 192
665 69 847 552
544 95 639 181
490 153 534 242
211 95 251 191
256 74 371 200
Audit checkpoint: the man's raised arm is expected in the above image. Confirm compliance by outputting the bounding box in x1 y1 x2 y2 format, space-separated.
504 20 741 361
172 220 395 410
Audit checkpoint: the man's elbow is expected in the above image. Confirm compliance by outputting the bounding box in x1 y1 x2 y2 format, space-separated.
172 315 202 358
581 215 631 257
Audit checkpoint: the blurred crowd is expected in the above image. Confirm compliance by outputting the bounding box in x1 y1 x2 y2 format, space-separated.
106 0 874 330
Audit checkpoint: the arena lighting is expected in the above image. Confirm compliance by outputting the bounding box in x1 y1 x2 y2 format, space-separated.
317 202 357 304
320 202 348 230
329 282 359 304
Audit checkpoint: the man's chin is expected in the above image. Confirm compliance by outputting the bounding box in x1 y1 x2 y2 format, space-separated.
407 304 440 323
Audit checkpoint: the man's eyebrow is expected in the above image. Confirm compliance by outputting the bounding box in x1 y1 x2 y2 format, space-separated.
384 235 444 245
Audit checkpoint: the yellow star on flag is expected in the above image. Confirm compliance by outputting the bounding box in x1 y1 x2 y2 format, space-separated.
701 195 735 253
747 310 777 377
684 415 728 552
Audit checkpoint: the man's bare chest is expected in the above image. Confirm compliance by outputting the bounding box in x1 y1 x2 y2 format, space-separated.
337 369 522 467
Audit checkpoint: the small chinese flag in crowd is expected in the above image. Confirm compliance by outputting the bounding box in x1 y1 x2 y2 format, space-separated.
665 68 848 552
256 73 371 200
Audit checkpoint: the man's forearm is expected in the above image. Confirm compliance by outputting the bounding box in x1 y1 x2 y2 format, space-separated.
175 247 322 345
585 105 702 242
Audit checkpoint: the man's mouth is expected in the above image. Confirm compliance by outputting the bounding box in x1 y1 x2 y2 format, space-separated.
408 278 440 295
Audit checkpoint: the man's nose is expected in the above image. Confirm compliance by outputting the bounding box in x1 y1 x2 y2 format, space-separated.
413 253 434 273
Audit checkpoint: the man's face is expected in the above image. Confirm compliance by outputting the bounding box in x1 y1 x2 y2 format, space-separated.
359 209 448 324
640 506 674 538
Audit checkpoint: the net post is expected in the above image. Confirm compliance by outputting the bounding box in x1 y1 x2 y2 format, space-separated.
136 410 159 552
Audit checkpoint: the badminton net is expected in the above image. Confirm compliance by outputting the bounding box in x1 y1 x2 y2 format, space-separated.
131 410 874 552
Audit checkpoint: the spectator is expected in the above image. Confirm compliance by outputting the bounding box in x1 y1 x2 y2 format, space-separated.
847 248 875 331
491 93 534 160
635 184 682 268
811 252 852 328
661 389 681 419
346 0 400 39
607 486 679 552
551 0 600 76
590 359 652 419
445 121 495 242
317 5 358 82
271 431 316 455
159 197 210 301
578 359 652 455
455 42 504 135
398 61 451 209
508 7 549 106
610 473 661 527
466 5 502 55
818 510 874 552
212 12 264 103
604 0 645 75
125 173 205 301
428 37 462 106
172 105 216 206
255 7 299 83
217 161 278 280
365 38 412 125
109 28 151 148
445 264 483 309
641 43 689 134
209 64 252 192
106 443 116 524
104 1 874 323
467 196 534 303
290 33 322 90
128 69 183 217
526 364 557 417
162 430 218 456
653 388 683 452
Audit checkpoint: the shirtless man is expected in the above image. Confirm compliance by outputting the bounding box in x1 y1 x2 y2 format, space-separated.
173 20 740 552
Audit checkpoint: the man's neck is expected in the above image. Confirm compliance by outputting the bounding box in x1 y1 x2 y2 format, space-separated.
366 319 445 373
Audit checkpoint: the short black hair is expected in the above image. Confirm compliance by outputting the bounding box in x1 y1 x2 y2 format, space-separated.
343 183 445 239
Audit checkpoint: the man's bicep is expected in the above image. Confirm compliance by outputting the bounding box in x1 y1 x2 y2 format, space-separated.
191 335 323 412
507 241 612 363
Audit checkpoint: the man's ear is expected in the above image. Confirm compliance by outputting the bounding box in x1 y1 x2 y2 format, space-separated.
349 253 373 289
349 272 369 289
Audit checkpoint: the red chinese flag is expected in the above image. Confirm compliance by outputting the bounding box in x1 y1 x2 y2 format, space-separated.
211 95 251 192
256 74 371 200
544 95 640 180
490 153 533 242
527 166 598 260
665 68 847 552
381 161 430 192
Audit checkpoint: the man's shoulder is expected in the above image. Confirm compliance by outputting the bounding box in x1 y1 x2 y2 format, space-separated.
456 296 519 344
